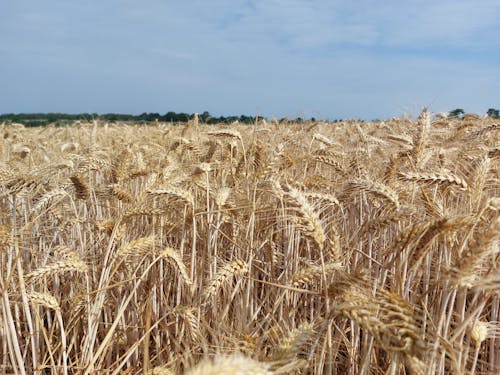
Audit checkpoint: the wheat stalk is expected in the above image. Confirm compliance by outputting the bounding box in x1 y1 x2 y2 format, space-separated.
330 273 426 361
411 108 430 168
115 235 156 261
346 178 400 209
29 291 60 310
272 322 315 362
399 171 468 190
70 173 89 199
26 248 88 283
158 247 193 286
147 186 194 206
276 182 326 250
204 259 249 300
185 354 273 375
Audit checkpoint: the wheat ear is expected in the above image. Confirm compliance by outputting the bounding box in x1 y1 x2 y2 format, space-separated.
185 354 273 375
26 247 88 283
277 182 326 250
204 259 249 300
399 171 468 190
158 247 193 285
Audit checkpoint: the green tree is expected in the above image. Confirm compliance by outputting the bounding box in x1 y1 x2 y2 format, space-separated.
486 108 499 118
448 108 465 118
200 111 211 123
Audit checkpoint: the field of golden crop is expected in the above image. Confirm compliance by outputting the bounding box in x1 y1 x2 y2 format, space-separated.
0 111 498 374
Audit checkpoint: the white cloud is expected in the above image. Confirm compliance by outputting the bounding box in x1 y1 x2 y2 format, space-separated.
0 0 499 118
184 0 500 50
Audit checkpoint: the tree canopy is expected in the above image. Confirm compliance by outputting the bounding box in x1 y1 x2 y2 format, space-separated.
0 112 267 127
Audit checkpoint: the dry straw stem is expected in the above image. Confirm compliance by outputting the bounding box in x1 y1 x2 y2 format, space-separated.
204 259 249 300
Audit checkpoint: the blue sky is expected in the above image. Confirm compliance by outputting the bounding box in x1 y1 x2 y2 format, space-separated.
1 0 499 120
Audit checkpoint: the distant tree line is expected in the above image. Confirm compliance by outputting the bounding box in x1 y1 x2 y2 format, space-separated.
0 112 271 127
1 108 498 127
449 108 499 119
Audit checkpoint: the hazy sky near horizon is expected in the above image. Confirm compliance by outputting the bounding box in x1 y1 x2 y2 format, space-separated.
1 0 499 120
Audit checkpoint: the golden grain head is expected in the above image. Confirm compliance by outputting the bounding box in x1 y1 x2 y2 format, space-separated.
2 115 497 374
29 291 60 310
185 354 273 375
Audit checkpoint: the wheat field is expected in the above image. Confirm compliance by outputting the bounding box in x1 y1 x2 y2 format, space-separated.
0 111 498 374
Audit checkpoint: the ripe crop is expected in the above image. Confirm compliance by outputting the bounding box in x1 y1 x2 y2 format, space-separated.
0 111 498 374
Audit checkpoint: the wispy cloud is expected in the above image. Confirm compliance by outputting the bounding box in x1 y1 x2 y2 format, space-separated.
0 0 499 118
188 0 500 50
